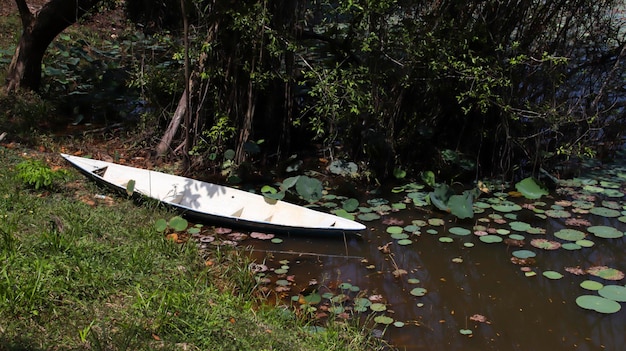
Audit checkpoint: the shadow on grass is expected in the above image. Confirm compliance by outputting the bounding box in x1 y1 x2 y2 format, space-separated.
0 337 43 351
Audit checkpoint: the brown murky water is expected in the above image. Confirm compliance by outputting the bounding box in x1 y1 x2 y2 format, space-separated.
247 193 626 351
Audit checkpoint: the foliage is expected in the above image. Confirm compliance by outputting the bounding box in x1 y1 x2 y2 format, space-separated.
15 158 68 190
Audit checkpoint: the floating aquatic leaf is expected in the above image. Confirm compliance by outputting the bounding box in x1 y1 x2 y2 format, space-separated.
303 292 322 305
393 321 405 328
587 226 623 239
295 176 323 202
542 271 564 279
512 250 536 259
358 212 381 221
374 315 394 325
509 221 532 232
590 207 621 218
397 239 413 246
410 287 428 296
515 177 549 199
576 239 595 248
561 242 581 250
250 232 274 240
439 237 453 243
387 226 404 234
271 238 283 244
580 280 604 291
598 285 626 302
407 278 420 284
328 159 358 176
428 218 445 226
459 329 473 335
531 239 561 250
587 266 625 280
449 227 471 236
509 234 525 240
545 209 571 218
404 225 420 233
370 303 387 312
342 198 359 212
464 242 475 248
575 295 621 313
554 229 586 241
491 202 522 213
479 235 503 243
391 233 409 240
334 209 355 221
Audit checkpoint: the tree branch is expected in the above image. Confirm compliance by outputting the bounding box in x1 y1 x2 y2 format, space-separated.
14 0 33 28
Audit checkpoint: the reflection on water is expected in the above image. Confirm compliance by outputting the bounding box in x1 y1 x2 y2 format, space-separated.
248 194 625 350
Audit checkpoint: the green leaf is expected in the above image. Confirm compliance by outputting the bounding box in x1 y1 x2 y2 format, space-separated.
421 171 436 187
515 177 548 199
447 192 474 219
295 176 323 202
126 179 136 196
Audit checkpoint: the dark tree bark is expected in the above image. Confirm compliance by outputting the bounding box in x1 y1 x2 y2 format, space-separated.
6 0 101 92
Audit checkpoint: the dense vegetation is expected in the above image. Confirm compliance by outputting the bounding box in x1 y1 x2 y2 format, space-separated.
2 0 625 183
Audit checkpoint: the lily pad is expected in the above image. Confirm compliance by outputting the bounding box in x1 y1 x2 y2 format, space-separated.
370 303 387 312
374 315 394 325
397 239 413 246
575 295 621 313
542 271 564 279
410 287 428 297
590 207 621 218
598 285 626 302
459 329 473 335
580 280 604 291
449 227 471 236
587 266 624 280
530 239 561 250
479 235 503 243
587 226 623 239
512 250 536 259
515 177 549 199
387 226 404 234
554 229 586 241
509 221 532 232
561 242 582 250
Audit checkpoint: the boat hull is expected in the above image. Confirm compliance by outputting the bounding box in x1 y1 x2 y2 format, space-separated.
61 154 366 235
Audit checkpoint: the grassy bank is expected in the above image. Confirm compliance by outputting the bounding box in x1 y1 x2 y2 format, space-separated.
0 146 385 350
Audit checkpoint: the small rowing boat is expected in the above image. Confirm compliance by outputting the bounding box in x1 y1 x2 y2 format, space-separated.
61 154 366 235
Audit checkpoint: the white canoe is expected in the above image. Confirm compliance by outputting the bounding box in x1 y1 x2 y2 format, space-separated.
61 153 366 235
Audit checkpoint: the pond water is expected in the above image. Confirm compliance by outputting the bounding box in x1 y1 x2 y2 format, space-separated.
242 161 626 350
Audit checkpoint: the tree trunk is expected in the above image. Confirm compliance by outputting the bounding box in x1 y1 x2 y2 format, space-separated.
5 0 101 92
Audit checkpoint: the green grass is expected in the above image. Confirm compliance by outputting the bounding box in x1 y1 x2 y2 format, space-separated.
0 147 386 350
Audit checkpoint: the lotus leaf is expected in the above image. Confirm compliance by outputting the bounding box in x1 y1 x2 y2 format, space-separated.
509 221 532 232
580 280 603 291
391 233 409 240
530 239 561 250
169 216 188 231
479 235 503 243
374 315 394 325
575 295 621 313
515 177 549 199
590 207 621 218
410 287 427 296
491 202 522 213
561 243 581 250
370 303 387 312
554 229 586 241
509 234 525 240
459 329 473 335
328 160 358 176
598 285 626 302
545 209 571 218
512 250 536 259
295 176 323 202
439 237 453 243
588 226 623 239
393 321 405 328
397 239 413 245
576 239 594 247
449 227 471 236
542 271 563 279
358 212 381 221
334 209 356 221
386 226 404 234
408 278 420 284
587 266 625 280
